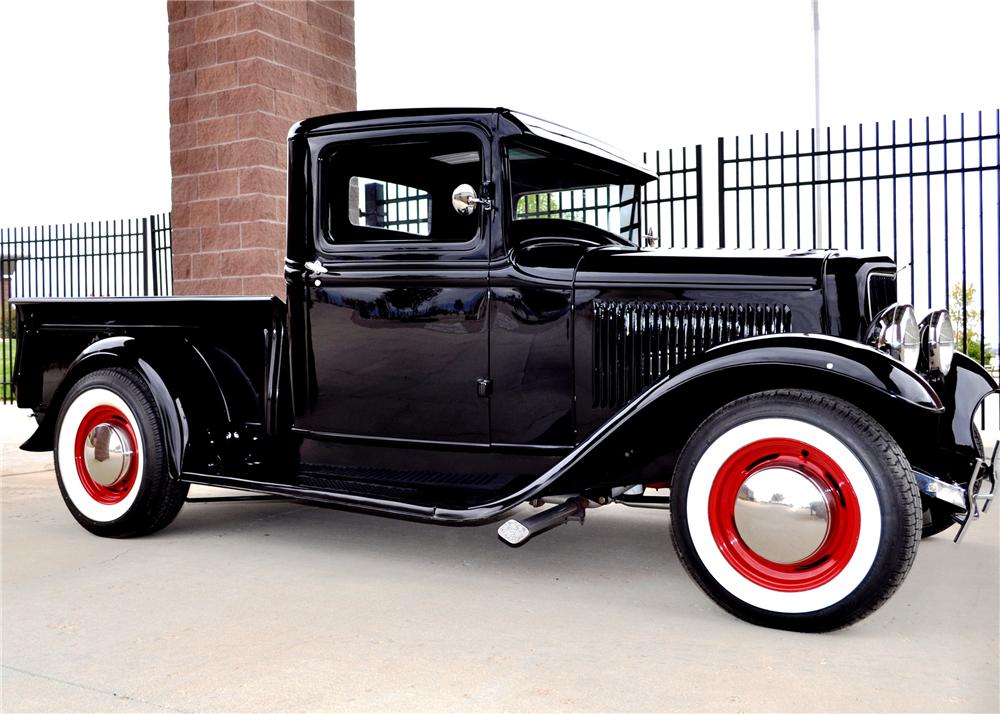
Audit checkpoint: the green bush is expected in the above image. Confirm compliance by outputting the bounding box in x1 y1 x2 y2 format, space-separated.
0 337 14 400
949 283 993 367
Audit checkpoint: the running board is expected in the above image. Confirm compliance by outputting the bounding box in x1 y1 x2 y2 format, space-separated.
185 494 293 504
497 497 587 547
180 471 515 525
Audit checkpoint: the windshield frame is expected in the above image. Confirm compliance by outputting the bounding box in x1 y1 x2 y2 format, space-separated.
503 135 647 247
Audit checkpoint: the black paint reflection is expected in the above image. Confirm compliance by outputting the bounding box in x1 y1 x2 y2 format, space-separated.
301 283 489 442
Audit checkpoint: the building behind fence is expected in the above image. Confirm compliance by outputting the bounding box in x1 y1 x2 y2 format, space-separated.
2 109 997 420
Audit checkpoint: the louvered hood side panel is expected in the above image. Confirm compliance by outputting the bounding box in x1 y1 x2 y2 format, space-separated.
592 301 793 409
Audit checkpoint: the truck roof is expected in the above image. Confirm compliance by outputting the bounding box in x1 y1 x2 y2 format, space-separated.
289 107 654 181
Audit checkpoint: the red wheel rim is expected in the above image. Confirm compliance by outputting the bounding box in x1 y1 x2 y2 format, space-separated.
707 437 861 592
74 405 139 505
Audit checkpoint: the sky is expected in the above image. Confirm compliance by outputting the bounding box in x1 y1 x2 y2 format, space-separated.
0 1 171 228
1 0 997 227
357 0 1000 153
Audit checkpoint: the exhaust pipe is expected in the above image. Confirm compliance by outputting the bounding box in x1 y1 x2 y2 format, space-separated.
497 497 587 547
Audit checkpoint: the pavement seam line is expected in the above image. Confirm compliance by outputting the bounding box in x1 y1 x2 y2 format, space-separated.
1 664 191 713
0 468 55 478
74 548 132 572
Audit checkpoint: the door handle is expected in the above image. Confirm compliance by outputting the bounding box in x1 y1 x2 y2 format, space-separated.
304 260 328 285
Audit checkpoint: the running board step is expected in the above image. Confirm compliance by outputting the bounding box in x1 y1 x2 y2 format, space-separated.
497 497 587 547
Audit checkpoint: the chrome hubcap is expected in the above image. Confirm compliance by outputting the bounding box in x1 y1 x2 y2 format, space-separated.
83 423 133 487
732 467 830 564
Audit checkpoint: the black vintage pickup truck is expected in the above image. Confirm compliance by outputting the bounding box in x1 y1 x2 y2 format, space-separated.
11 108 997 631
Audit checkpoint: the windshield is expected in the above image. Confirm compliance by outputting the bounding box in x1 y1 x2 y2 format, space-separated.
506 137 643 246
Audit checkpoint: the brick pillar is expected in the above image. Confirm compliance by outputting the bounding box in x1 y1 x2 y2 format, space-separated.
167 1 356 295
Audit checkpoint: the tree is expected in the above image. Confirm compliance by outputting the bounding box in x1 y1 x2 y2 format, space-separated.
517 192 561 218
949 283 993 366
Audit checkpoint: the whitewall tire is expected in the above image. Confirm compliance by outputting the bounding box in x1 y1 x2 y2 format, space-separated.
670 389 920 631
57 387 144 522
54 368 188 537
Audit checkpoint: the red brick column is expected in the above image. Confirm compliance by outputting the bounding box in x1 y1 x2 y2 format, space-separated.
167 1 355 295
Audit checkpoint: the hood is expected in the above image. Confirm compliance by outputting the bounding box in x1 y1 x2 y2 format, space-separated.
574 246 892 288
574 246 898 341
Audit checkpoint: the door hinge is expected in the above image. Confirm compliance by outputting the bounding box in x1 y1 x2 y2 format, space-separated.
476 378 493 398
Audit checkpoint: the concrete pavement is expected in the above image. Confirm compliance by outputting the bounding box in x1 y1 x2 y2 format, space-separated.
2 406 998 713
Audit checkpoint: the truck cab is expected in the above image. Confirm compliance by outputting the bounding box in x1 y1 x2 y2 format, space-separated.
285 110 649 471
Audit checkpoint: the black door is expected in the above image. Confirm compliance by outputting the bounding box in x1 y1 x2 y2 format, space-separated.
296 128 491 445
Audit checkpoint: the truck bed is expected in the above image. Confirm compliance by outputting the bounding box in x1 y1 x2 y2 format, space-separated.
12 295 285 423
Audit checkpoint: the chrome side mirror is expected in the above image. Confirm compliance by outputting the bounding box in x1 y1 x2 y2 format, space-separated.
452 184 492 215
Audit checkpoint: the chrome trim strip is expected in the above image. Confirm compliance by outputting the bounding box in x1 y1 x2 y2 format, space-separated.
866 270 896 321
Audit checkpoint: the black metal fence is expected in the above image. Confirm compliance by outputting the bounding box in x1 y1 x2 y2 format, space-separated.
645 109 998 423
515 187 616 226
716 110 998 373
359 179 431 236
642 145 704 248
1 213 172 401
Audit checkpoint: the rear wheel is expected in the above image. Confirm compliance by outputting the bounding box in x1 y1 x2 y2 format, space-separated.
670 389 920 632
54 367 188 537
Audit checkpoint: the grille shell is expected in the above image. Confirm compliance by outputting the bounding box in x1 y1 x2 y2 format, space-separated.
592 300 793 408
866 272 897 320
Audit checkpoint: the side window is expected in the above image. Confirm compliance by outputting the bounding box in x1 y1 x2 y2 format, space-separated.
323 134 482 245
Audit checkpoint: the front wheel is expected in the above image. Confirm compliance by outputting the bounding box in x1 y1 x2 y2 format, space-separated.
670 389 920 632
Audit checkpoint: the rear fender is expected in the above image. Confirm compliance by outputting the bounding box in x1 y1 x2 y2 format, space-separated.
20 337 231 478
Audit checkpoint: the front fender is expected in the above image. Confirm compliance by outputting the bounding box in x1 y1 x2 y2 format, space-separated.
541 334 944 497
677 333 943 409
934 351 998 454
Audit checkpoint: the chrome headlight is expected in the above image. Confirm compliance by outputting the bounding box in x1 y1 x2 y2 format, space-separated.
865 304 920 370
918 309 955 375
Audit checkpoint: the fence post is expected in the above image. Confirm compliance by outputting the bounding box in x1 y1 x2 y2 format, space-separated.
1 228 8 403
716 137 726 248
695 145 705 248
141 217 151 296
148 215 159 297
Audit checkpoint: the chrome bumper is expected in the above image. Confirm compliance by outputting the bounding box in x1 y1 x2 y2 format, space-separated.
917 442 997 543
